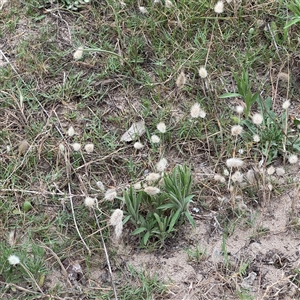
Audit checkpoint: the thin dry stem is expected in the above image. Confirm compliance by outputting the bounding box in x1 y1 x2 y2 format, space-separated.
93 209 119 300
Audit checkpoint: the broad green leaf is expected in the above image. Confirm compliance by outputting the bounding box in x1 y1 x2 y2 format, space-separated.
142 231 150 245
132 227 147 235
284 18 300 29
157 203 176 210
123 215 131 224
169 209 181 232
219 93 241 99
184 211 196 228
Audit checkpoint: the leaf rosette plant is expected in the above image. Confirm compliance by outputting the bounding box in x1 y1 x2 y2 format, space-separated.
121 165 196 247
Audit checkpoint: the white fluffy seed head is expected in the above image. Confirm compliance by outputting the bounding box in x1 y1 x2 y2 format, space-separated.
8 254 20 265
199 109 206 118
72 142 81 151
267 166 275 175
84 143 94 153
231 171 243 183
114 222 123 239
165 0 173 8
146 173 161 184
226 158 244 168
74 46 84 60
67 126 75 137
288 154 298 164
176 71 187 88
252 113 263 125
253 134 260 143
109 209 123 226
246 169 255 184
231 125 243 136
151 135 160 144
156 158 168 172
59 143 65 153
223 169 229 176
214 174 226 183
190 103 201 118
139 6 148 14
144 186 160 195
276 167 285 176
282 100 291 110
157 122 166 133
133 182 143 190
84 197 96 208
105 189 117 201
134 142 144 150
199 67 208 78
236 105 244 114
96 181 105 192
214 1 224 13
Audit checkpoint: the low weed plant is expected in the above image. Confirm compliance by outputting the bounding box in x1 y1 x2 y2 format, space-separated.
122 165 195 247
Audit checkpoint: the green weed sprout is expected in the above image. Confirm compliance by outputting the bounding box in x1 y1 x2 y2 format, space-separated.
219 71 260 118
284 0 300 29
122 165 196 247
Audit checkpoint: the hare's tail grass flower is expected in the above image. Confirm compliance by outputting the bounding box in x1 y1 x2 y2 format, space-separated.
72 142 81 151
214 1 224 13
231 171 244 183
214 174 226 183
109 209 123 239
109 209 123 226
252 113 263 125
246 169 255 184
96 181 105 192
176 70 187 89
151 135 160 144
134 142 144 150
114 222 123 239
58 143 65 153
190 103 206 119
139 6 148 14
231 125 243 136
8 254 20 266
74 46 84 60
165 0 173 8
253 134 260 143
84 143 94 153
236 105 244 114
133 181 143 190
67 126 75 137
105 188 117 201
84 197 96 208
146 173 161 184
157 122 166 133
199 67 208 79
288 154 298 164
282 100 291 110
276 167 285 176
267 166 275 175
144 186 160 195
156 158 168 172
226 158 244 168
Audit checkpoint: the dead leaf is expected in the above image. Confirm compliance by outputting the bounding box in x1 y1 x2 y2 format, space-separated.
120 120 145 142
